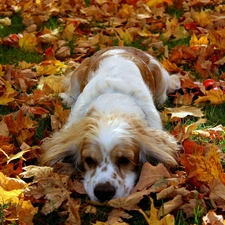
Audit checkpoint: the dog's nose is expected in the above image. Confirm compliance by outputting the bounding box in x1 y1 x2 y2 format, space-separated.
94 183 116 202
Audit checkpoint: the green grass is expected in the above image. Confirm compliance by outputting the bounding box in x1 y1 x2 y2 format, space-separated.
0 13 26 38
0 45 43 65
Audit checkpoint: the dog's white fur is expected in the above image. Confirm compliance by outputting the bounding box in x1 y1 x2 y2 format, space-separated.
40 46 180 202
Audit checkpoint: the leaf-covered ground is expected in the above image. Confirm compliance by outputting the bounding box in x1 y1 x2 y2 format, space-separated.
1 0 225 224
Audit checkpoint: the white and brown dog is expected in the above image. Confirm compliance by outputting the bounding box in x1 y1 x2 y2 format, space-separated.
40 46 180 202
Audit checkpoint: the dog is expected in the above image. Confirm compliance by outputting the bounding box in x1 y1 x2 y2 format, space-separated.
40 46 180 202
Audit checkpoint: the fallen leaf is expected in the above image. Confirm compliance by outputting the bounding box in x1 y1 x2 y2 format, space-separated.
108 190 150 210
19 33 37 52
138 197 175 225
195 89 225 105
131 163 171 193
202 210 225 225
163 106 204 119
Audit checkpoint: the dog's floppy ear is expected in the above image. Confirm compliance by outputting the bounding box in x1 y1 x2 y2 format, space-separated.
39 117 95 168
136 127 178 167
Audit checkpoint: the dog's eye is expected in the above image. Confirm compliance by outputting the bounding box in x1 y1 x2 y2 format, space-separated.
85 157 96 166
118 157 130 166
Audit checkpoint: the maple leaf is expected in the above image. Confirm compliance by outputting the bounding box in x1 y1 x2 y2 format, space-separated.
19 32 38 52
195 145 225 184
190 33 208 46
0 172 38 224
163 17 189 40
138 197 175 225
38 74 66 94
0 78 17 105
193 9 211 27
36 60 66 75
195 89 225 105
114 28 133 45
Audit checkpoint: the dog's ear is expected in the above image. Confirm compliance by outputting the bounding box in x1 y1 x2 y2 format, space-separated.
39 118 95 168
136 127 178 167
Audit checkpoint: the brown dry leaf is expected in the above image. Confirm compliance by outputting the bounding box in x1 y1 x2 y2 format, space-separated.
163 106 204 119
132 163 171 193
202 210 225 225
66 199 81 225
195 89 225 105
21 165 53 179
209 179 225 206
161 57 182 73
158 195 183 217
24 172 71 215
107 208 132 225
138 197 175 225
108 190 150 210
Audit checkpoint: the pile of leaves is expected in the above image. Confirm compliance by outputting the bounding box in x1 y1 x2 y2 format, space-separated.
1 0 225 224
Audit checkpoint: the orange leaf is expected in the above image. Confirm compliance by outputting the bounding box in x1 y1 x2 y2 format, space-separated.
195 145 225 184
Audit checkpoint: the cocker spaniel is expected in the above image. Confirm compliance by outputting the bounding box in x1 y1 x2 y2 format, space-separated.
40 46 180 202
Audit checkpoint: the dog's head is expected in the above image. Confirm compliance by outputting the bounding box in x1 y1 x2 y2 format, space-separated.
40 113 178 202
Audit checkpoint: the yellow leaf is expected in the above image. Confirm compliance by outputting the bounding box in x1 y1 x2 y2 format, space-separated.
195 145 225 184
115 28 133 45
193 10 211 27
38 75 66 93
0 78 17 105
0 65 4 77
195 89 225 105
19 33 37 52
146 0 173 8
18 200 38 225
138 197 175 225
190 33 208 46
62 23 76 41
36 60 66 75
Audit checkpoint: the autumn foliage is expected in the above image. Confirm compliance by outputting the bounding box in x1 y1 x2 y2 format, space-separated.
0 0 225 224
